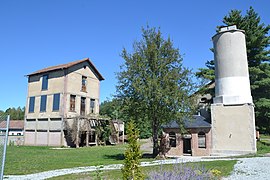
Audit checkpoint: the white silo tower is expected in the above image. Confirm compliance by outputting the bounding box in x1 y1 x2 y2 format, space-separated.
211 25 257 155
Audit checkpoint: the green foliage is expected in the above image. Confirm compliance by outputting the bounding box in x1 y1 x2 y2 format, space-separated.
196 7 270 132
5 145 128 175
117 26 196 155
100 99 122 120
4 106 25 120
95 122 112 145
122 121 144 180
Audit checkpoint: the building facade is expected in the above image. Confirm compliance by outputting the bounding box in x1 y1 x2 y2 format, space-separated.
24 58 104 146
162 115 212 157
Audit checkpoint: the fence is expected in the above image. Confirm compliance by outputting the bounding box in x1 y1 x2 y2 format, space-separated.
0 113 10 180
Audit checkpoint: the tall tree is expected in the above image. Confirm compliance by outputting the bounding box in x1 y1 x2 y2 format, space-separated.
196 7 270 132
117 26 195 156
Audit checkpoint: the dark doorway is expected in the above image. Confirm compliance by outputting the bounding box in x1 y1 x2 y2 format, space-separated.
183 138 192 154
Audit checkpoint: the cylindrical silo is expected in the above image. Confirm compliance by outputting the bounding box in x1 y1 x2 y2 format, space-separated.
212 26 253 105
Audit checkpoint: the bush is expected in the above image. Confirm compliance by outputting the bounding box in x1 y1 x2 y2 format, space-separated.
122 121 144 180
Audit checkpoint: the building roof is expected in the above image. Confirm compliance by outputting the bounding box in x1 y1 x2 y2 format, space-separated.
0 120 24 130
162 115 211 129
27 58 104 80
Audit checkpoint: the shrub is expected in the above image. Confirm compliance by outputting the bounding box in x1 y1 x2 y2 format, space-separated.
121 121 144 180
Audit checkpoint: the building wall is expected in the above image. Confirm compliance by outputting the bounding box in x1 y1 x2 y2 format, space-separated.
25 61 101 146
211 104 256 155
163 127 211 156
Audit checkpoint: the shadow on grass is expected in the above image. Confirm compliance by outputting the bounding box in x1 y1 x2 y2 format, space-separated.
104 153 154 160
142 153 154 159
103 153 125 160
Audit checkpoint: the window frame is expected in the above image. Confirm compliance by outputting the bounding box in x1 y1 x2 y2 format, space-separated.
169 132 177 147
40 95 47 112
80 97 86 115
41 74 49 90
81 76 87 92
90 98 95 113
70 95 76 112
52 93 60 111
198 131 206 148
29 96 35 113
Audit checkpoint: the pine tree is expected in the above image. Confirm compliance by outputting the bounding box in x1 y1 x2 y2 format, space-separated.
122 121 144 180
196 7 270 132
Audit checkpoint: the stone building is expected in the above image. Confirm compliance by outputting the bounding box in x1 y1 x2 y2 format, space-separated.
162 115 211 156
24 58 104 146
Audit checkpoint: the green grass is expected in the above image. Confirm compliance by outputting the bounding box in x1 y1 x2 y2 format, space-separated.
5 145 129 175
5 140 270 177
50 160 237 180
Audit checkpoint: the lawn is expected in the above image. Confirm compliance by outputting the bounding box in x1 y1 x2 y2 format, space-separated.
5 145 129 175
5 140 270 177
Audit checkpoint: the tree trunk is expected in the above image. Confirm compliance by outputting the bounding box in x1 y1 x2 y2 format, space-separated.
152 119 159 157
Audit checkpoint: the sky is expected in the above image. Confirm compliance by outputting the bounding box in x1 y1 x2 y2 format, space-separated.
0 0 269 111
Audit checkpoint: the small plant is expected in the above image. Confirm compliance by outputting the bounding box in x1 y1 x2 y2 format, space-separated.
95 165 104 180
210 169 222 177
121 120 144 180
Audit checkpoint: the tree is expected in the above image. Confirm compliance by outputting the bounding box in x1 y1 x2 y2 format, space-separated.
196 7 270 132
117 26 195 156
5 106 25 120
122 121 144 180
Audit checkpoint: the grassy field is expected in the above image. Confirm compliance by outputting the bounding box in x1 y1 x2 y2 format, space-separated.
50 160 237 180
5 145 129 175
5 139 270 177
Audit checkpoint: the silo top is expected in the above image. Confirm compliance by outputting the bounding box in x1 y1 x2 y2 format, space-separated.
212 25 245 40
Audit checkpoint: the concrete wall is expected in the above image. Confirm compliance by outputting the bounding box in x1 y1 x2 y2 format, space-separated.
212 29 252 104
25 60 102 146
211 104 257 155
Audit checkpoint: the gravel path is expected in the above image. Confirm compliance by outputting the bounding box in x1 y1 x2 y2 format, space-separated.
223 157 270 180
5 156 270 179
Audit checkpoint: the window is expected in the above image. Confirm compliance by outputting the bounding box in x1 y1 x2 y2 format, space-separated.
198 132 206 148
40 95 47 112
80 97 86 115
82 76 87 92
29 96 35 113
42 75 49 90
70 95 76 111
53 93 60 111
90 99 95 113
169 132 176 147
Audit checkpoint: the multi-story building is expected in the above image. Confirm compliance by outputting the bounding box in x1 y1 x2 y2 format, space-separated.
24 58 104 146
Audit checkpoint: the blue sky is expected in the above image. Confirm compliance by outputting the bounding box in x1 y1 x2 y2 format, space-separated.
0 0 269 111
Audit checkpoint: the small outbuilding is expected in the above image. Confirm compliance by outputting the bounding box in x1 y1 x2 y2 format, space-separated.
162 115 211 156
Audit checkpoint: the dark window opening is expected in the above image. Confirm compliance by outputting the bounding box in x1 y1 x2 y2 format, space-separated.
53 93 60 111
29 96 35 113
82 76 87 92
198 131 206 148
81 97 86 115
70 95 76 111
90 99 95 113
40 95 47 112
42 74 49 90
169 132 176 147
